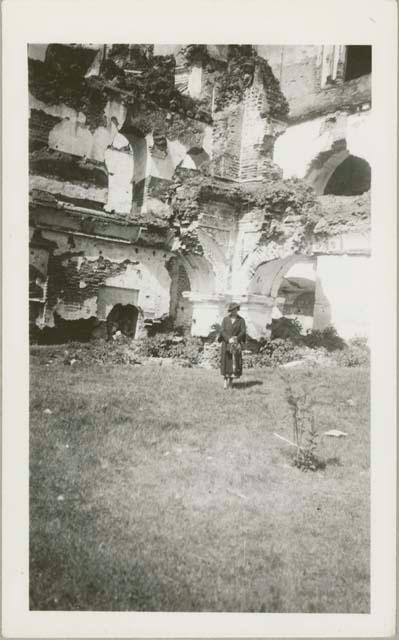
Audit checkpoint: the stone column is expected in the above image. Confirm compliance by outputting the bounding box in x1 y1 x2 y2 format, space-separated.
235 293 275 340
183 292 227 337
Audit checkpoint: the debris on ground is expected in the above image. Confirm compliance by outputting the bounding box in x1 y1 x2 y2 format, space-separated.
323 429 348 437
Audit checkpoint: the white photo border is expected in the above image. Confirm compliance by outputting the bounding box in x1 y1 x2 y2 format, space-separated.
2 0 397 636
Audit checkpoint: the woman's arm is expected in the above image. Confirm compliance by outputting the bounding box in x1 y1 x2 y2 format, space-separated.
220 317 230 342
237 318 247 343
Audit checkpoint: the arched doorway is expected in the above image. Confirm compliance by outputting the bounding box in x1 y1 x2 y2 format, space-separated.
106 303 140 340
180 147 210 170
306 146 371 196
323 154 371 195
244 255 316 338
274 261 317 334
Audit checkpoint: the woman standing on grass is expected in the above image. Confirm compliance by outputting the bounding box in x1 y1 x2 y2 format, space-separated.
219 302 247 389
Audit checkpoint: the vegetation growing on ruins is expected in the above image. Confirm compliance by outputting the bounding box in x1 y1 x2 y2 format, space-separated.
29 46 110 131
29 44 289 138
164 165 322 253
29 44 212 133
212 46 289 118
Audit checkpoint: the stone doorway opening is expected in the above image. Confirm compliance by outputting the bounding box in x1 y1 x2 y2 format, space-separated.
106 303 140 341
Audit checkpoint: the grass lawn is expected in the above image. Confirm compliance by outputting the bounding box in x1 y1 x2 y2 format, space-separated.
30 352 370 612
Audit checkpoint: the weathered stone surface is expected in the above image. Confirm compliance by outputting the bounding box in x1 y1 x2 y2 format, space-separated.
288 74 371 123
315 192 370 235
30 148 108 187
28 44 373 342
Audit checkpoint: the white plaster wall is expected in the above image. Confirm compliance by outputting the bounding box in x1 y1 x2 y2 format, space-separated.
97 285 140 321
104 145 134 214
314 254 370 339
274 110 372 181
48 119 93 157
188 65 203 99
29 174 107 204
105 258 171 319
190 299 224 337
240 300 274 339
283 261 317 283
202 126 213 157
39 229 172 321
146 136 186 180
31 93 125 163
345 111 373 173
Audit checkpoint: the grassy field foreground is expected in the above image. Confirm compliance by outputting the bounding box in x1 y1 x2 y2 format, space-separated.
30 354 370 612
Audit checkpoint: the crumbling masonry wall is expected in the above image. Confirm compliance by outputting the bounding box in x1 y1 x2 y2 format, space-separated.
31 230 173 330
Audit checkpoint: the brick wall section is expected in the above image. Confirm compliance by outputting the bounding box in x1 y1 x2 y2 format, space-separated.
289 74 371 123
166 257 192 331
257 46 371 124
212 66 286 182
239 83 268 181
212 106 243 180
175 264 192 330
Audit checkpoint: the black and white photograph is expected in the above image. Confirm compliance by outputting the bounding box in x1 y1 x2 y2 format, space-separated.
2 0 397 637
28 41 373 613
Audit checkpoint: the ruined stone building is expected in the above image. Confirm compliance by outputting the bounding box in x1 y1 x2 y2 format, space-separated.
29 44 371 341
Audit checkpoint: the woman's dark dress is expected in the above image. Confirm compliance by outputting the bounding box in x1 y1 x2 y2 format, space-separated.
219 315 246 377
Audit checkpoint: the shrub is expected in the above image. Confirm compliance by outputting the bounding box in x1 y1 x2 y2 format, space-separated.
333 337 370 367
207 323 222 342
243 338 304 368
198 342 220 369
136 333 204 364
283 373 323 472
303 326 345 352
268 317 303 341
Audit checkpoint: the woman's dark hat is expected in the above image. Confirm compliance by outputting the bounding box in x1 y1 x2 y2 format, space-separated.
228 302 240 312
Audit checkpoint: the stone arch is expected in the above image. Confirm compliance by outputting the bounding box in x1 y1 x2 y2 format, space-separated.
174 253 216 296
106 303 141 339
196 229 228 293
306 145 371 196
237 242 312 294
245 254 317 337
306 146 350 195
269 255 316 298
181 147 210 170
272 257 317 333
324 154 371 195
247 254 314 298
